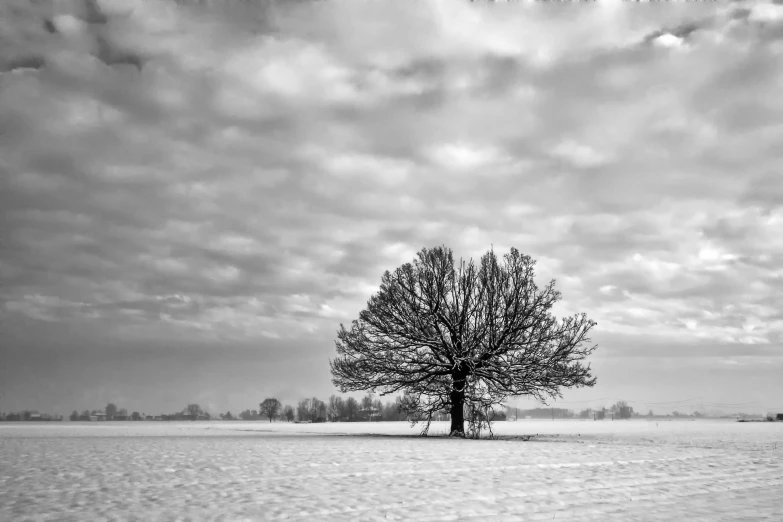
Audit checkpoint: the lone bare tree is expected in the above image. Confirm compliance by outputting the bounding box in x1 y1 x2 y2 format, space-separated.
330 246 597 437
186 403 202 421
259 398 282 422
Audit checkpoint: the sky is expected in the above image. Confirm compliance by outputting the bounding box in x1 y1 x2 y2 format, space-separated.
1 0 782 417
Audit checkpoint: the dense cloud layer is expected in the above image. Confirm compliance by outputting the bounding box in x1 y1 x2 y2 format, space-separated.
1 0 782 413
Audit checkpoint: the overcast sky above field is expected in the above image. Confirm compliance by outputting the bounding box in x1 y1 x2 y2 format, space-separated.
1 0 782 416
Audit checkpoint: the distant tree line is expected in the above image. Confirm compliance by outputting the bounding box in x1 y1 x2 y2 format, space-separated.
0 411 63 422
502 401 758 420
4 397 758 423
217 393 508 424
507 401 635 420
211 393 452 424
60 403 211 422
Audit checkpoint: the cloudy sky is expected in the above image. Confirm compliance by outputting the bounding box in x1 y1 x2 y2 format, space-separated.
1 0 782 417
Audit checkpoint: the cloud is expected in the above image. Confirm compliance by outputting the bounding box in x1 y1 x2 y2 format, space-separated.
747 2 783 23
652 33 685 48
1 0 783 411
550 140 612 169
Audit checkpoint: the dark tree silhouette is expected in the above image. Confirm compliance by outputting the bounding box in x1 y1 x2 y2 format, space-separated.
328 395 344 421
311 397 326 422
361 392 376 421
259 398 282 422
186 403 202 421
330 246 597 437
345 397 358 422
69 410 79 422
105 403 117 420
296 399 309 422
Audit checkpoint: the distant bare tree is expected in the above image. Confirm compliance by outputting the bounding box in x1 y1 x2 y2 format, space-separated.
610 401 626 414
259 398 282 422
579 408 593 419
328 395 344 421
309 397 326 422
345 397 358 421
105 403 117 420
611 401 633 419
283 405 295 422
296 399 310 421
186 404 202 420
361 392 374 420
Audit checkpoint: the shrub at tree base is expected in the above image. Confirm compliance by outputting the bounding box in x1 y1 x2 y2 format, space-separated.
330 246 598 437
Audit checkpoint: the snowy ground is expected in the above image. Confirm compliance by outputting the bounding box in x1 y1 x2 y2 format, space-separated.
1 419 781 521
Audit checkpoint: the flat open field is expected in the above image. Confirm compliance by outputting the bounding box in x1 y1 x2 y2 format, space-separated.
1 419 781 521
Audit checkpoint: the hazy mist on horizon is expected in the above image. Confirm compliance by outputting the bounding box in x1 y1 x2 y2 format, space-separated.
1 0 782 417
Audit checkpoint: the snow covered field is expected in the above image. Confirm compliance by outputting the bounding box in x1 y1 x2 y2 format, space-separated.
1 419 781 521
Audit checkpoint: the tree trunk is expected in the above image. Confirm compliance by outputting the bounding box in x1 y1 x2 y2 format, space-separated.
449 372 467 436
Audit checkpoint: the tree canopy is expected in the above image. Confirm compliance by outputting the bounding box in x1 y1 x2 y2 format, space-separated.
186 403 203 420
259 398 282 422
330 246 597 436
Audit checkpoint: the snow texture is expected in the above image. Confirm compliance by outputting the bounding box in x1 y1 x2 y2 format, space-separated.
1 419 781 521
